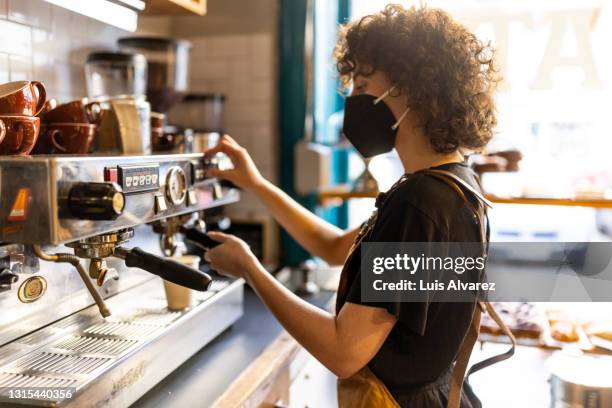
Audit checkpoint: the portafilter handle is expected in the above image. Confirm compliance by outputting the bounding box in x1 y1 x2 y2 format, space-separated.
114 247 212 291
180 227 221 249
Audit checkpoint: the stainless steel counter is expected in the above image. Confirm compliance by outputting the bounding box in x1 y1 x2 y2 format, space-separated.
130 287 334 408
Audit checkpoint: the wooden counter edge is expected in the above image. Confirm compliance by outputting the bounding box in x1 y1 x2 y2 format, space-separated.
210 331 299 408
210 295 336 408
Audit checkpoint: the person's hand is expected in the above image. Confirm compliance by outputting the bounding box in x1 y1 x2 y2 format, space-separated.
204 134 265 191
204 231 260 282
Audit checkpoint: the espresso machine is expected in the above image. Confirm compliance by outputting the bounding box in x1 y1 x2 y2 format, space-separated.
0 153 242 407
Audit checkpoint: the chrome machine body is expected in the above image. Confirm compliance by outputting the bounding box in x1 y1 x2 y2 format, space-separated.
0 153 243 407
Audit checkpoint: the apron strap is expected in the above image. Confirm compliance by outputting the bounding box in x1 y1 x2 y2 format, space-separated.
422 168 494 209
416 169 515 408
448 302 483 408
466 302 516 377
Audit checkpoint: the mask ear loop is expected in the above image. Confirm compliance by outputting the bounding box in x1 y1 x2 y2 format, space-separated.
373 86 395 105
392 106 411 130
373 86 411 130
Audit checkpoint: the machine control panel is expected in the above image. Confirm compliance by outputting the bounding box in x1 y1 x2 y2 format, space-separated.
104 161 200 213
0 154 239 245
111 164 160 194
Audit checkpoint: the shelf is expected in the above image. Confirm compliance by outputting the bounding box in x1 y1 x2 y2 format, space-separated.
319 187 376 200
143 0 206 15
44 0 142 31
318 186 612 209
484 195 612 209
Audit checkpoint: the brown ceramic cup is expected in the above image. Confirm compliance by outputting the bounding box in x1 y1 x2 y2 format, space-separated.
0 119 5 146
0 115 40 155
34 123 97 154
0 81 47 116
42 98 102 125
152 127 181 152
150 112 165 129
39 98 58 116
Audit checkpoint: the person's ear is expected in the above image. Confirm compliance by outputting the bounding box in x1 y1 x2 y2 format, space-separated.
389 86 402 98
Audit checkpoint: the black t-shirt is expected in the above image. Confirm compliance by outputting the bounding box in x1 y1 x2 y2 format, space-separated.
342 162 483 406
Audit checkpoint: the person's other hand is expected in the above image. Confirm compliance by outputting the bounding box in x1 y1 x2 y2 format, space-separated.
204 134 265 191
205 231 260 281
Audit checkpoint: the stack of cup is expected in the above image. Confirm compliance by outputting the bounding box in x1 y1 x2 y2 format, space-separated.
33 97 101 154
0 81 46 155
163 255 201 310
150 112 169 151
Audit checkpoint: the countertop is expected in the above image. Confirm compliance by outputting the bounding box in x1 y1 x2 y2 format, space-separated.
131 286 334 408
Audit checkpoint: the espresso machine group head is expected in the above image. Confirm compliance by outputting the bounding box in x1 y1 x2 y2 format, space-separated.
34 226 213 318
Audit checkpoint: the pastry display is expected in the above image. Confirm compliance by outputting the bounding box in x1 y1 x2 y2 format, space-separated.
586 322 612 342
478 305 610 355
550 321 579 343
480 302 543 339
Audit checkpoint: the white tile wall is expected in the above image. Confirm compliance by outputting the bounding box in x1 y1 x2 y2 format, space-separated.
180 32 278 193
8 0 52 30
0 53 7 83
0 0 174 102
0 19 32 56
0 0 130 102
8 54 32 81
176 31 279 258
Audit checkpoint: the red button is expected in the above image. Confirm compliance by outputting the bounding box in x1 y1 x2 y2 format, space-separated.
105 167 118 183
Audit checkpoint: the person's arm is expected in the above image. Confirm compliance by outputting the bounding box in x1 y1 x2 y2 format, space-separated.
252 179 359 265
205 135 358 265
205 231 397 378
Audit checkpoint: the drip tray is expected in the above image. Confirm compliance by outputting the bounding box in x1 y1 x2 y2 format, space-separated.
0 278 243 407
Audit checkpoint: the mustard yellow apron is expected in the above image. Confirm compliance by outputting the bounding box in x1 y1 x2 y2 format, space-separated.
338 366 401 408
335 202 401 407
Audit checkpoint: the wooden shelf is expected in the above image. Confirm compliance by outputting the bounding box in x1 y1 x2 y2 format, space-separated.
318 186 612 209
143 0 206 15
319 187 376 200
484 195 612 209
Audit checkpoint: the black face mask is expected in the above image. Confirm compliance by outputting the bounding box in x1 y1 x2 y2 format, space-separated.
342 92 408 158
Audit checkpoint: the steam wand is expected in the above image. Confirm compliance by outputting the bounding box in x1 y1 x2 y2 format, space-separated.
33 245 111 317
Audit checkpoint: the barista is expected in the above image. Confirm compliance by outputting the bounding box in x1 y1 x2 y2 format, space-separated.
204 5 499 407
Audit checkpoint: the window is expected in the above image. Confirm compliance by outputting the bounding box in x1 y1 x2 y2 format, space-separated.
345 0 612 239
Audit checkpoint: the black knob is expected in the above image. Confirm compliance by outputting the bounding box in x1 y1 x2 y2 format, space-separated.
68 182 125 220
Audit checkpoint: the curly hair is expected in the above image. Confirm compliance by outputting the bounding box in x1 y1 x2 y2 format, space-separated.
334 4 500 153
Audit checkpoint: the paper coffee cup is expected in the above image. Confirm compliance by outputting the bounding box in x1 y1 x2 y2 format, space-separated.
163 255 201 311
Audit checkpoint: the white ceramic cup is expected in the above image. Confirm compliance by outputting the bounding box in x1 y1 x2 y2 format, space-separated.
163 255 201 311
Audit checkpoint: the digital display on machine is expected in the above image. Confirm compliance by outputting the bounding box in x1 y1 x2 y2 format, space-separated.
116 164 160 194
